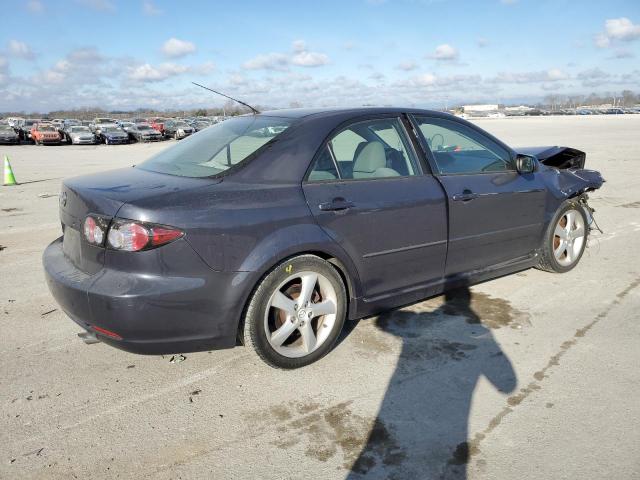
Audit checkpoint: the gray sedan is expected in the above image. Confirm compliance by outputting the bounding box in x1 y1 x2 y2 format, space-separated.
67 126 97 145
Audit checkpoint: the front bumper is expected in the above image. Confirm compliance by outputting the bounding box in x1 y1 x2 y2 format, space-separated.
72 137 96 145
43 237 253 354
105 137 128 144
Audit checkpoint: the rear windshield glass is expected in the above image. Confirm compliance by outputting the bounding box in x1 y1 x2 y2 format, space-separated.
137 116 292 178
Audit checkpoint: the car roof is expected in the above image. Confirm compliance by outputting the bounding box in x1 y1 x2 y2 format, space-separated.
258 106 454 119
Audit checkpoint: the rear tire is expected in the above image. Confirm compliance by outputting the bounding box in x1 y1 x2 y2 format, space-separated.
242 255 347 369
537 200 588 273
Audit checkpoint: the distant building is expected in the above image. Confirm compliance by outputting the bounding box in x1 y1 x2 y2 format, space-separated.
462 104 499 114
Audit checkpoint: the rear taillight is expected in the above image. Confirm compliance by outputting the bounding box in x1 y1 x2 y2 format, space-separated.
83 216 106 245
83 216 183 251
106 219 183 252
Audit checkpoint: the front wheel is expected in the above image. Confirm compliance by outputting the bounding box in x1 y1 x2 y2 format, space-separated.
243 255 347 369
537 200 588 273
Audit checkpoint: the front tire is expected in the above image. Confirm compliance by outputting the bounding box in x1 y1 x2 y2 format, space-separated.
243 255 347 369
537 200 588 273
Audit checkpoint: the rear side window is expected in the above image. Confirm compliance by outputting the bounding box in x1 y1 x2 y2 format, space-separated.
308 117 419 182
138 116 292 178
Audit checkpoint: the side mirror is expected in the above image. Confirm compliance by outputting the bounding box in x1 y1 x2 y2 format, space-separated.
515 154 536 174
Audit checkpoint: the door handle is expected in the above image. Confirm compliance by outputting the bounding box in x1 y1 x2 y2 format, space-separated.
452 190 479 202
319 197 355 211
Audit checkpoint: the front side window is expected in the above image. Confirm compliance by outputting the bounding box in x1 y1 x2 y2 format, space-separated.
138 116 292 178
308 117 418 182
413 116 513 174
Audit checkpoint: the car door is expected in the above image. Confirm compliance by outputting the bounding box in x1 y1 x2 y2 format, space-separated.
302 116 447 299
410 114 547 276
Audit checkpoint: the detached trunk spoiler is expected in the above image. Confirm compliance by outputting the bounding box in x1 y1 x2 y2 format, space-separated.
516 146 585 169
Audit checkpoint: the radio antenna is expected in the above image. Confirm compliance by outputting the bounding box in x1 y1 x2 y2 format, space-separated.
191 82 260 115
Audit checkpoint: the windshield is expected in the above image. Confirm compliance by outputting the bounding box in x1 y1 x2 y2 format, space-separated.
138 125 153 131
71 126 90 133
38 125 55 132
0 125 13 131
103 127 121 133
138 116 292 178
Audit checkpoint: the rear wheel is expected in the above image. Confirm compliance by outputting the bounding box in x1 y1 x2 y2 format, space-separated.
537 200 588 273
243 255 347 369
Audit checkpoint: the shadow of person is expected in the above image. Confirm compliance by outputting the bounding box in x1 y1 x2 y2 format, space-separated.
346 285 517 479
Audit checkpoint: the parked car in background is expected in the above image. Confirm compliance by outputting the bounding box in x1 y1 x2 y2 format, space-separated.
62 119 82 141
132 117 148 124
0 124 20 144
97 126 129 145
67 126 97 145
150 118 167 135
18 119 42 141
192 120 212 132
90 118 118 133
163 120 195 139
118 121 136 134
43 108 604 368
31 123 62 145
128 123 163 142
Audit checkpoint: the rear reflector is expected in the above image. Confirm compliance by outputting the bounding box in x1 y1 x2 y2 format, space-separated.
92 325 123 340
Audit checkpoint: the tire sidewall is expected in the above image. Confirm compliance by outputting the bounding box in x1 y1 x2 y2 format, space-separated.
545 201 588 273
246 255 347 369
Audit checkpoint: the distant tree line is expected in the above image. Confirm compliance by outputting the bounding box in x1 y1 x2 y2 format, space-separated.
537 90 639 110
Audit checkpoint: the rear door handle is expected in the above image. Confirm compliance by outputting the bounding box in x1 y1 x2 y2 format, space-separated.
452 190 479 202
319 198 355 211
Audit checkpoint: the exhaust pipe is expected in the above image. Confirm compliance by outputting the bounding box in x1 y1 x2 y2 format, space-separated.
77 330 101 345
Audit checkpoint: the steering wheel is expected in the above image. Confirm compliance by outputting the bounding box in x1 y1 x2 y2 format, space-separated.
430 133 444 151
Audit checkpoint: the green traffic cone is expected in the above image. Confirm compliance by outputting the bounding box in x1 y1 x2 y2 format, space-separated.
4 155 18 186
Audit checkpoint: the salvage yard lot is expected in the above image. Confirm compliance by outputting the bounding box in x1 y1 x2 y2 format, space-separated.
1 115 639 479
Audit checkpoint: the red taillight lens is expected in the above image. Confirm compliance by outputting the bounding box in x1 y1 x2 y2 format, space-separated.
83 216 105 245
151 226 183 246
107 219 183 252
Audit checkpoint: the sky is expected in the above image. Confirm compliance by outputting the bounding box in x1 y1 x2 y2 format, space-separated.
0 0 639 112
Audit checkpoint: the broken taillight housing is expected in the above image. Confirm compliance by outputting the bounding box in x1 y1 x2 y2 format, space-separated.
106 219 183 252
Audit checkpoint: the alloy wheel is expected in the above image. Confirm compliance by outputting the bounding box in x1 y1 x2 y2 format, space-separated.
264 271 338 358
553 208 586 267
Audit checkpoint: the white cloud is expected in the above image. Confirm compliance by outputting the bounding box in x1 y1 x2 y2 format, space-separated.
491 69 568 84
142 0 162 15
128 62 189 82
396 61 417 71
611 49 634 59
243 53 289 71
291 51 329 67
594 33 610 48
0 56 9 86
605 17 640 41
7 40 35 60
242 41 329 70
75 0 115 11
595 17 640 48
430 44 459 61
161 38 196 58
292 40 307 53
26 0 44 13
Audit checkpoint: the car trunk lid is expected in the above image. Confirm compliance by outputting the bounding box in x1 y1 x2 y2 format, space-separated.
59 167 220 274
